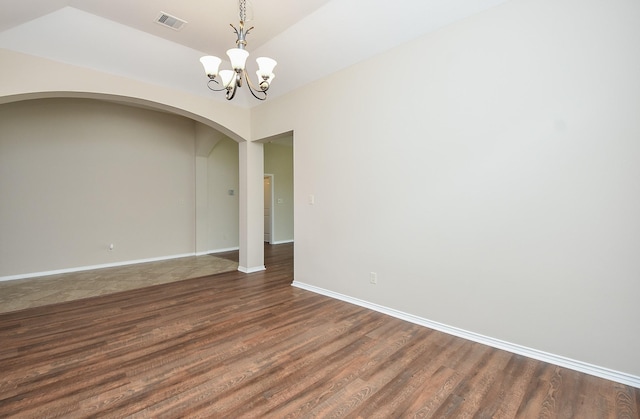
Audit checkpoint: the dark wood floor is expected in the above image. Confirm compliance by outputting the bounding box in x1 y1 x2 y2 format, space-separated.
1 243 638 418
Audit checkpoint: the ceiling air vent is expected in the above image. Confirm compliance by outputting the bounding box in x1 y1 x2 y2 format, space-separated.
155 12 187 31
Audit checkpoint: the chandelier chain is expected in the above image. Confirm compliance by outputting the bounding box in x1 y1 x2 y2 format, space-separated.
239 0 247 23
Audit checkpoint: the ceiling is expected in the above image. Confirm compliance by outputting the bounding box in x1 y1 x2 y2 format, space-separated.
0 0 510 108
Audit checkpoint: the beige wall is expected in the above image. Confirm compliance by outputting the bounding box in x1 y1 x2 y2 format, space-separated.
0 98 196 276
264 141 294 243
252 0 640 378
207 137 240 251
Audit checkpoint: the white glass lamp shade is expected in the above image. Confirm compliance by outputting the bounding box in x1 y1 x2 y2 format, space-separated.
256 70 275 90
219 70 236 89
200 56 221 77
227 48 249 71
256 57 277 78
256 71 275 83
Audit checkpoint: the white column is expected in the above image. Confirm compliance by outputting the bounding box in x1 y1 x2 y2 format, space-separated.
238 140 265 272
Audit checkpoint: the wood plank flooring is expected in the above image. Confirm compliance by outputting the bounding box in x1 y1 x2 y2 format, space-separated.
1 243 638 418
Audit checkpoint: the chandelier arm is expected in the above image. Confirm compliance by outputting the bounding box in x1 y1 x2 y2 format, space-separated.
225 80 239 100
245 79 267 100
206 79 228 92
247 85 267 100
243 70 268 100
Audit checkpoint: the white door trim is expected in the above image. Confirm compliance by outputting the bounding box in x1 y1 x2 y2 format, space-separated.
264 174 275 244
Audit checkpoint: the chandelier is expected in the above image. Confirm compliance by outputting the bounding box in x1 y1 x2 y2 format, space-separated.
199 0 277 101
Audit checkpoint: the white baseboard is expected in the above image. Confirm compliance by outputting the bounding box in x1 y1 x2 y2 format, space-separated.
0 253 195 282
196 246 240 256
271 240 294 245
292 281 640 389
238 265 266 274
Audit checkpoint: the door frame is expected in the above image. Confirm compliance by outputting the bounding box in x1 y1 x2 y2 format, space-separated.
264 174 275 244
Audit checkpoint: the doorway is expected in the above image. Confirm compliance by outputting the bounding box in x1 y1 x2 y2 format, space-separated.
263 134 294 245
264 174 274 243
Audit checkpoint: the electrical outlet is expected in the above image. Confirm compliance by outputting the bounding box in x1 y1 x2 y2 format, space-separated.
369 272 377 284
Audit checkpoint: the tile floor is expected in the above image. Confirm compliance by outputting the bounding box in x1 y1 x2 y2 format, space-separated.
0 254 238 314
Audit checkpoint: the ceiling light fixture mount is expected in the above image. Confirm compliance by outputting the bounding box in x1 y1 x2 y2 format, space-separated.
199 0 277 101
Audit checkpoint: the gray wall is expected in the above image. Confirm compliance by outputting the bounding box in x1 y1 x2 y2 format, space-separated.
0 98 196 277
0 99 291 277
206 137 240 251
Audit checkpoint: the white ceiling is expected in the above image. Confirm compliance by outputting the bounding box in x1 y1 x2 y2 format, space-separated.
0 0 510 108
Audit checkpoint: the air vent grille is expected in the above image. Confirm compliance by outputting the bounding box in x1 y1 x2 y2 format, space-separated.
155 12 187 31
